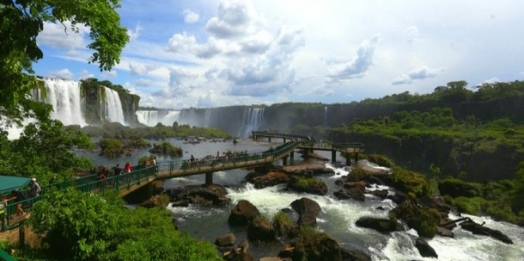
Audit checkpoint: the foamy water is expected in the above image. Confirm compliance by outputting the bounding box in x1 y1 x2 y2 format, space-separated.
167 163 524 260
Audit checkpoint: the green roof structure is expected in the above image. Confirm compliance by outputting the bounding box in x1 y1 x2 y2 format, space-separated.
0 176 31 195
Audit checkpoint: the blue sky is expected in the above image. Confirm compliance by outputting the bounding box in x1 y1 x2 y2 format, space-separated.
33 0 524 109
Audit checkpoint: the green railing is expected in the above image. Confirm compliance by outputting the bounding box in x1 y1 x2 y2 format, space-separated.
2 166 157 231
0 249 17 261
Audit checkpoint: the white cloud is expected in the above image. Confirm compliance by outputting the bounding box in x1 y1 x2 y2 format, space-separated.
78 70 95 80
392 66 444 85
167 32 199 54
135 79 153 87
129 63 158 76
183 9 200 23
127 24 143 40
325 34 380 83
204 0 257 39
49 69 74 80
101 70 118 78
404 26 419 42
38 21 89 50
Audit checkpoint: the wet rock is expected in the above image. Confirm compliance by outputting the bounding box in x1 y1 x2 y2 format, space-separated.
259 257 292 261
291 197 321 227
250 171 289 189
460 219 513 244
223 239 254 261
386 191 408 205
228 200 261 226
414 237 438 258
341 247 372 261
170 200 189 207
355 216 404 234
366 189 388 200
168 184 230 206
139 194 169 208
437 226 454 238
247 216 276 241
215 233 236 247
334 183 365 201
279 236 343 261
287 176 328 195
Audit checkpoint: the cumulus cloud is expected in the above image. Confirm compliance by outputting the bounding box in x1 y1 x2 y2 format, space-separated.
183 9 200 23
167 32 198 53
129 63 158 76
404 26 419 42
325 34 380 83
49 69 74 80
127 24 143 40
392 66 444 85
78 70 95 80
38 21 89 50
101 70 118 78
204 0 256 39
135 79 153 87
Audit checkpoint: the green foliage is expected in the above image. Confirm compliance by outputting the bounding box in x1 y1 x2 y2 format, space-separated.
438 178 482 198
386 167 433 198
0 120 93 183
295 177 324 191
98 138 124 158
21 189 221 261
0 0 129 124
149 142 183 157
367 154 395 167
389 201 439 238
272 211 296 237
138 155 156 166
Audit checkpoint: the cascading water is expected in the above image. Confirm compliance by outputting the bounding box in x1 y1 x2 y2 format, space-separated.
103 87 126 125
324 105 328 126
37 79 87 126
203 108 212 127
136 110 180 126
238 108 265 138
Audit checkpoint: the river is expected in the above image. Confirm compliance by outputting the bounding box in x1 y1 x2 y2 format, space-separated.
79 138 524 261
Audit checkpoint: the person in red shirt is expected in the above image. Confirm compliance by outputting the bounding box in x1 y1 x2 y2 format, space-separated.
124 162 132 173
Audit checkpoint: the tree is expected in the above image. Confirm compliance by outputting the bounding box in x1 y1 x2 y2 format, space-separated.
0 0 129 124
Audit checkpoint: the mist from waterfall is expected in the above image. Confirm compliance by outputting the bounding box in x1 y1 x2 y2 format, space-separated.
103 87 126 125
38 79 87 126
136 110 180 126
239 108 265 138
203 108 213 127
324 105 328 126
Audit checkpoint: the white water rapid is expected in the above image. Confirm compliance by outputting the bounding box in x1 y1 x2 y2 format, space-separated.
166 162 524 261
38 79 87 126
103 87 126 125
136 110 180 126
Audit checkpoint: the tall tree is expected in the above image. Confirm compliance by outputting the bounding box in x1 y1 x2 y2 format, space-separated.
0 0 129 125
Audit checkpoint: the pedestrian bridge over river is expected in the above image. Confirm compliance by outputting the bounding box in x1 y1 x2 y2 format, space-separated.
1 131 363 233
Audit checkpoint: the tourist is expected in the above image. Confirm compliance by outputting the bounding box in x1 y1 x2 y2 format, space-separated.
113 164 123 176
10 189 26 217
124 162 132 173
29 178 41 198
152 157 157 166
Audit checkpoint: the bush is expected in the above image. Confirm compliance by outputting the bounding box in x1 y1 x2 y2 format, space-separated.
367 154 395 167
272 211 296 238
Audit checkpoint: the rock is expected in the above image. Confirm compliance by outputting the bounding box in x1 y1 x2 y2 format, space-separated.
139 195 169 208
334 185 365 201
247 216 276 241
437 226 454 238
340 247 372 261
460 219 513 244
167 184 230 206
366 189 388 200
170 200 189 207
228 200 261 226
251 171 289 189
290 197 321 227
223 240 254 261
258 257 292 261
279 235 343 261
355 216 403 234
287 176 328 195
414 237 438 258
386 191 408 205
215 233 236 247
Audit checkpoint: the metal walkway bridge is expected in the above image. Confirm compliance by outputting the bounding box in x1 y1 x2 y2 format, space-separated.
1 132 363 233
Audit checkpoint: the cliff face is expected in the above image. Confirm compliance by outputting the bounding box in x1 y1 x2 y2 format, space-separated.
80 80 140 126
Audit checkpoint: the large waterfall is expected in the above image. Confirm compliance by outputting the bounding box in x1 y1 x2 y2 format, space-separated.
36 79 87 126
136 110 180 126
103 87 126 125
238 108 265 138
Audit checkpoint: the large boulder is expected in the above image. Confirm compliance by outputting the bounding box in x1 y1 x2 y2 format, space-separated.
334 181 366 201
223 240 254 261
228 200 261 226
278 233 343 261
341 247 372 261
215 232 236 247
414 237 438 258
287 176 328 195
167 184 230 206
247 216 276 241
460 219 513 244
291 197 321 227
250 171 289 189
355 216 403 234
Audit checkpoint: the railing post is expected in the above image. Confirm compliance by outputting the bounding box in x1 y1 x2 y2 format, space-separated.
205 172 213 186
331 150 336 162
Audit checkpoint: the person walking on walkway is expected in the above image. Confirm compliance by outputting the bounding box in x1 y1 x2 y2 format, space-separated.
29 178 41 198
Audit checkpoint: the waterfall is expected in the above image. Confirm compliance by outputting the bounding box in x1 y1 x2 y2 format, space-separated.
239 108 265 138
136 110 180 126
103 87 126 125
37 79 87 126
203 108 212 127
324 105 328 126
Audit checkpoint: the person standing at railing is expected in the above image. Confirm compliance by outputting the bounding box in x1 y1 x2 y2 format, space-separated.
29 178 41 198
124 162 132 173
9 189 26 217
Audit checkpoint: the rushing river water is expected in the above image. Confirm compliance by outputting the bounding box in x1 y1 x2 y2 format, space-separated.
80 138 524 261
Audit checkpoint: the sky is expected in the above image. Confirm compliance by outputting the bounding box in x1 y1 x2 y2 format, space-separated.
33 0 524 110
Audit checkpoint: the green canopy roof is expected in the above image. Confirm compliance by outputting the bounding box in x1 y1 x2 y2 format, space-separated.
0 176 31 195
